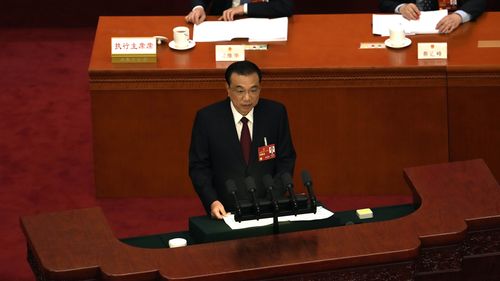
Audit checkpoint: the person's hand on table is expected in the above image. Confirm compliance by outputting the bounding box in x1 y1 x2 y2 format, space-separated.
210 200 228 219
400 4 421 20
218 6 245 21
185 6 206 24
436 13 462 33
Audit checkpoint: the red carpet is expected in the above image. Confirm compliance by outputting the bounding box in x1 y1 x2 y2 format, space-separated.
0 28 411 280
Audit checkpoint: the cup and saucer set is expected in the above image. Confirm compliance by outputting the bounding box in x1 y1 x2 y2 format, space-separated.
385 25 412 49
169 26 196 50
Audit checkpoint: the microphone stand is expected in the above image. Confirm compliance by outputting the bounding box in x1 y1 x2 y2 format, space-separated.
282 173 298 215
263 174 280 234
301 170 317 213
245 177 260 220
225 179 242 219
230 171 318 230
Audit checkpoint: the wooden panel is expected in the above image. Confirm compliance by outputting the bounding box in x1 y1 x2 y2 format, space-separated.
448 86 500 182
92 83 448 197
446 12 500 184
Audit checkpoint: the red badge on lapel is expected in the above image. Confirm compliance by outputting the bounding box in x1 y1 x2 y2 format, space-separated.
258 144 276 161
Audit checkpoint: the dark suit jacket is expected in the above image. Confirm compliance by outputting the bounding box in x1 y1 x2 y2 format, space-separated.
379 0 486 20
191 0 293 18
189 98 296 213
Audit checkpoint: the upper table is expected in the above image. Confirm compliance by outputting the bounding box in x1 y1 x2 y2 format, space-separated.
89 13 500 70
89 13 500 197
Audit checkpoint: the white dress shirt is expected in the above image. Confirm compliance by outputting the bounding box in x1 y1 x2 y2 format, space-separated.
230 101 254 141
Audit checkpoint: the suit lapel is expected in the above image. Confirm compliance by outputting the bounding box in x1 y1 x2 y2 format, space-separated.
250 102 264 166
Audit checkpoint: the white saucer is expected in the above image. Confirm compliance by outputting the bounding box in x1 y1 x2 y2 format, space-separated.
385 38 412 49
168 39 196 51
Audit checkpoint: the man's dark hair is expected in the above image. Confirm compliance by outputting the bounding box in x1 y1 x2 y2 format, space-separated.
224 60 262 85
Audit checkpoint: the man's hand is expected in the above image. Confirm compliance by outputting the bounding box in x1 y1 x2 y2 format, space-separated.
218 6 245 21
400 3 421 20
210 200 227 219
436 13 462 33
185 6 206 24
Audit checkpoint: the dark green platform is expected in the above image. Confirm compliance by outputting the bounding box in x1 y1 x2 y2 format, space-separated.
121 203 416 248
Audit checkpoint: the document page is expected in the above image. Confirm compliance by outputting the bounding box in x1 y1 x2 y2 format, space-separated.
193 17 288 42
223 206 334 230
372 10 448 36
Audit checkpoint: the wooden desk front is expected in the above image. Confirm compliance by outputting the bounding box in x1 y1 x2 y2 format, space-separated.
89 14 499 197
21 160 500 280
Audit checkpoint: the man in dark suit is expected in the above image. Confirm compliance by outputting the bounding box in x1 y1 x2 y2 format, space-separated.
189 61 296 219
185 0 293 24
379 0 486 33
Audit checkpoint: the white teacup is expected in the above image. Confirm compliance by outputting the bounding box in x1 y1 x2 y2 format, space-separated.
389 25 406 46
173 26 190 48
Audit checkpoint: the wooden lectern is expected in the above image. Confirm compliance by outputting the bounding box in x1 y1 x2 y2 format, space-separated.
21 159 500 281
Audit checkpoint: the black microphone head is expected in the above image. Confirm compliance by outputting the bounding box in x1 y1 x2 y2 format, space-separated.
245 176 257 192
225 179 237 193
262 174 274 189
281 172 293 187
301 170 312 187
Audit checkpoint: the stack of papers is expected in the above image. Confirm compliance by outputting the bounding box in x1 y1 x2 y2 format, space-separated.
193 17 288 42
372 9 448 36
223 206 334 230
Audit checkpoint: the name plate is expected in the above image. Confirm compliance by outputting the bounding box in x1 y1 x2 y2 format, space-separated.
359 42 385 49
111 37 157 63
418 43 447 59
244 44 268 50
215 45 245 61
478 40 500 48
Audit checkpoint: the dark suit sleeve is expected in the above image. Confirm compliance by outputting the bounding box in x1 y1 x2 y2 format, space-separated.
379 0 406 13
459 0 486 20
247 0 294 18
275 105 296 178
189 111 217 214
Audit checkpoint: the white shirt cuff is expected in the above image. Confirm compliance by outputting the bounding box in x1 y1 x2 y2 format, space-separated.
395 4 406 14
243 3 248 14
454 10 471 23
192 5 204 12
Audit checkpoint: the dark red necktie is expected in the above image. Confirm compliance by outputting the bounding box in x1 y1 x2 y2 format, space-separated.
240 117 251 165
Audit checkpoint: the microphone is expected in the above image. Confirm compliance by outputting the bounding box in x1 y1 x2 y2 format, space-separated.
225 179 241 219
245 176 260 218
301 170 317 213
263 174 279 213
281 172 298 213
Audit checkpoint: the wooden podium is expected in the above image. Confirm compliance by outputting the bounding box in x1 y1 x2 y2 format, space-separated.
21 159 500 280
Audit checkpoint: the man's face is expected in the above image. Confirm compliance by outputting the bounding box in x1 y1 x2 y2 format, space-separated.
226 72 261 116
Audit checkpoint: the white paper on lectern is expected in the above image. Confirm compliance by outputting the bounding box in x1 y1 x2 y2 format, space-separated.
372 9 448 36
223 206 334 230
279 206 334 222
193 17 288 42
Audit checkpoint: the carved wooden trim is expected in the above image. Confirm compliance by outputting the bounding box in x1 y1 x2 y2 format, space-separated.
463 227 500 256
447 71 500 87
264 261 414 281
89 69 447 91
416 243 463 274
